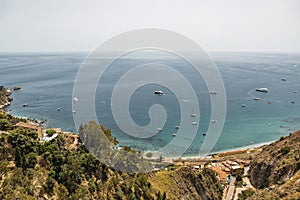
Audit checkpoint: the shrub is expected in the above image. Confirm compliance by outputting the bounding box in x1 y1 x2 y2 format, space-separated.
46 129 56 137
279 147 290 155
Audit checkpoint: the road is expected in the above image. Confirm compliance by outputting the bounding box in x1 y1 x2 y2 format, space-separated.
225 176 236 200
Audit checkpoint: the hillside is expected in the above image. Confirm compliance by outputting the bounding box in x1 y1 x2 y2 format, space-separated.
149 166 223 200
0 111 223 200
241 131 300 199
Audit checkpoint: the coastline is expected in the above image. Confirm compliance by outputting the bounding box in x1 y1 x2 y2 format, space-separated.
176 141 273 160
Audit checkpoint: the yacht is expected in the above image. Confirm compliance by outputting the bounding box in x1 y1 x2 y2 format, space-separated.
256 88 269 93
73 97 79 103
172 133 177 137
192 122 197 125
241 104 246 107
253 97 261 101
190 113 197 117
154 90 163 95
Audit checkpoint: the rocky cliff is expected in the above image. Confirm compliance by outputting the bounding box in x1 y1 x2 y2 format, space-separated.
249 130 300 189
0 86 12 109
245 130 300 199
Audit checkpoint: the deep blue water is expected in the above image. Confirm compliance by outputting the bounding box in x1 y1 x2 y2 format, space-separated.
0 51 299 156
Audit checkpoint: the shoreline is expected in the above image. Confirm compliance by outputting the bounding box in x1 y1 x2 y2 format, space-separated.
176 141 274 160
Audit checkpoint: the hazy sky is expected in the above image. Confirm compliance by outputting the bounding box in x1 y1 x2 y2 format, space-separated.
0 0 300 52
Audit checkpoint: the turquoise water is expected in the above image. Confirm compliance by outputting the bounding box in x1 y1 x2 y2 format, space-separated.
0 51 299 155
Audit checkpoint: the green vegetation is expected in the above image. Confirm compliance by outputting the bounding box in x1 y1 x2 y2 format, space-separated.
45 129 56 137
237 189 255 200
0 111 223 199
279 146 290 155
79 120 152 173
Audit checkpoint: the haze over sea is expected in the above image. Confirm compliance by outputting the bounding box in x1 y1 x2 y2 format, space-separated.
1 51 299 156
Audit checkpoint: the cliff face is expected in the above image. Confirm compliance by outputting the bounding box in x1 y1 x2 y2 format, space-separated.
249 130 300 189
0 86 12 109
149 166 223 200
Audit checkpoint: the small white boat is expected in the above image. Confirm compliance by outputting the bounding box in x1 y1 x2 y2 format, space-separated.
241 104 246 107
190 113 197 117
192 122 197 125
72 110 76 113
211 120 217 124
57 108 60 111
294 91 298 93
154 90 164 95
73 97 79 103
256 88 269 93
22 103 28 107
175 126 179 129
281 78 287 81
209 91 217 95
157 128 163 131
254 97 261 101
172 133 177 137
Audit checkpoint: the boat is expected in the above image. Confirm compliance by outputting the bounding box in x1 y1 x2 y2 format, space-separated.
154 90 163 95
202 133 207 136
211 120 217 124
22 103 28 107
13 86 21 90
256 88 269 93
72 110 76 113
172 133 177 137
190 113 197 117
157 128 163 131
209 91 217 95
281 78 287 81
241 104 246 107
73 97 79 103
253 97 261 101
175 126 179 129
192 122 197 125
294 91 298 93
291 101 295 104
57 108 60 111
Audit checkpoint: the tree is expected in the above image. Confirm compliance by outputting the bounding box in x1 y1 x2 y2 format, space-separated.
46 129 56 137
0 119 10 131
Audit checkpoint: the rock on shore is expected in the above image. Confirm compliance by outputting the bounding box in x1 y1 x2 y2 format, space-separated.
0 85 12 109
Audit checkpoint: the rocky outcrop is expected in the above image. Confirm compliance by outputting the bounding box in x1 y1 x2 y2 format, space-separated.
249 130 300 189
0 86 12 109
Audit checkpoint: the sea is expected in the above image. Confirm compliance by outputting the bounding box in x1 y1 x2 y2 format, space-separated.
0 51 299 156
